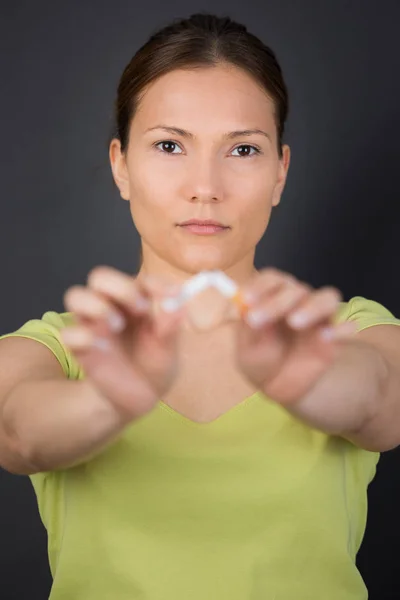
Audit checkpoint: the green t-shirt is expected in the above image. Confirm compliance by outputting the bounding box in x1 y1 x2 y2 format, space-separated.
1 295 400 599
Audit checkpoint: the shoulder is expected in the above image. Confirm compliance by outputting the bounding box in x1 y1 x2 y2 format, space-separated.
0 311 81 379
334 296 400 331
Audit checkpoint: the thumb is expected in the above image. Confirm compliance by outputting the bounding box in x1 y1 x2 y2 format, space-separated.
151 301 187 340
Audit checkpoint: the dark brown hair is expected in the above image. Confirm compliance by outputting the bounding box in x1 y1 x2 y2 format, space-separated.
113 13 289 157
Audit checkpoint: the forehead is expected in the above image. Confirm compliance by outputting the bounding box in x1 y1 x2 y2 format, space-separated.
134 65 276 132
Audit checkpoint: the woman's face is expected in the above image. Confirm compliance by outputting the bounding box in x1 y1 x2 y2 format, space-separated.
110 64 290 276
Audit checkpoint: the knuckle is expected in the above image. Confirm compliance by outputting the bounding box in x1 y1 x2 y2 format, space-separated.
323 286 342 302
64 286 109 317
87 266 110 286
295 282 310 294
63 285 84 306
87 266 133 302
265 267 281 278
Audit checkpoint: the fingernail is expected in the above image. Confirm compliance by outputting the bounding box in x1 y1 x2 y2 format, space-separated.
93 337 111 351
320 327 334 341
160 297 182 313
288 312 310 328
246 309 270 328
108 312 126 332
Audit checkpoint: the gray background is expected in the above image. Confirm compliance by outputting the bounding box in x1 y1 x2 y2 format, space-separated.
1 1 399 598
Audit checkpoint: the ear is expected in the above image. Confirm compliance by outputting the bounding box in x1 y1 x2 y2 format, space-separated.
109 139 130 201
272 144 291 207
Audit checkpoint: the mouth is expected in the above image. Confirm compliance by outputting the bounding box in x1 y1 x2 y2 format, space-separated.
178 220 230 236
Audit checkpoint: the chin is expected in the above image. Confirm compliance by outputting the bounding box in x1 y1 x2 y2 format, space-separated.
178 250 226 274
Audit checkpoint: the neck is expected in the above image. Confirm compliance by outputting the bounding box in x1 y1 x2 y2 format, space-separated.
136 246 258 288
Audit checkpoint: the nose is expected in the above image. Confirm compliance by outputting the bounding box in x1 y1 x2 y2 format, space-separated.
184 157 224 204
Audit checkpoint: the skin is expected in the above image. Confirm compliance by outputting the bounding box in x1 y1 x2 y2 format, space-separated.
62 62 400 449
109 64 290 287
2 64 398 479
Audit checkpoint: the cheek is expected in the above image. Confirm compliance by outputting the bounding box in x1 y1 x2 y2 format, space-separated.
230 173 276 246
128 161 175 216
241 201 273 238
233 169 276 217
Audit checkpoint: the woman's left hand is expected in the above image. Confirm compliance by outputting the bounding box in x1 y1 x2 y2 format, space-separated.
236 268 357 407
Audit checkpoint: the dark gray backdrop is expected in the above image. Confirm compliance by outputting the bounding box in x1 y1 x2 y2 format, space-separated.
1 1 399 598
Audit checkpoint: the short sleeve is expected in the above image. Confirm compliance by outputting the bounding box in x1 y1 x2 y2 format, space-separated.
333 296 400 332
0 311 81 380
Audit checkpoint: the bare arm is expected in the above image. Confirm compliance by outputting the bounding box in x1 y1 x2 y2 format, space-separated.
294 326 400 452
0 338 130 475
0 269 188 474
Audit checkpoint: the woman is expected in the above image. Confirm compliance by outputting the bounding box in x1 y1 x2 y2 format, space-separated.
1 12 400 600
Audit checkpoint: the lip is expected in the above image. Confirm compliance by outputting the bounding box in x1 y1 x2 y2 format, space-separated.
178 223 229 235
179 219 228 227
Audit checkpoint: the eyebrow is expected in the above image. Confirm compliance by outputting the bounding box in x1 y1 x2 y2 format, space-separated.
145 125 272 142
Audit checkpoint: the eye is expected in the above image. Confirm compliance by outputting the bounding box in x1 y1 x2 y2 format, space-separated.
154 140 183 154
231 144 261 157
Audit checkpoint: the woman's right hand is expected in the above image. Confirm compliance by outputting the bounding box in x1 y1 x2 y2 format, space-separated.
61 266 185 421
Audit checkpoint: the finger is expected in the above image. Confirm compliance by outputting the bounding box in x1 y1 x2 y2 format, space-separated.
59 324 157 418
83 267 185 352
244 281 311 329
153 303 187 339
286 287 342 329
59 322 120 360
318 320 357 341
86 266 180 318
86 266 151 315
140 274 182 298
63 286 127 335
60 324 98 351
241 268 294 305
